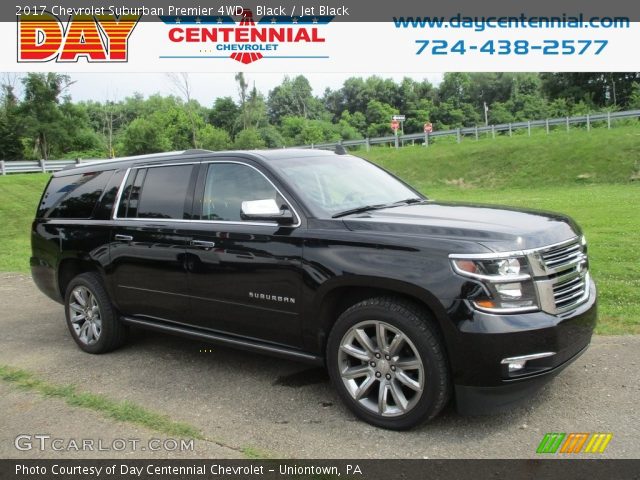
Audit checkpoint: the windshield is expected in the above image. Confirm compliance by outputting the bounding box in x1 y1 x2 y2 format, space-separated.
271 155 423 218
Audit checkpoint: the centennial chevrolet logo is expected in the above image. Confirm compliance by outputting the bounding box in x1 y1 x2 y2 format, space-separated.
17 13 139 62
537 432 613 454
160 9 332 64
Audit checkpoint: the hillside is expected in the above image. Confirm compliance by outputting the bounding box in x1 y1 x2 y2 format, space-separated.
359 125 640 190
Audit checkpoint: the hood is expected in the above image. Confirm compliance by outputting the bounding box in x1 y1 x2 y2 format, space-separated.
342 201 581 252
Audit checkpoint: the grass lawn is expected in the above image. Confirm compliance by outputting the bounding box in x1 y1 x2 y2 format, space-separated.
0 124 638 334
0 173 49 272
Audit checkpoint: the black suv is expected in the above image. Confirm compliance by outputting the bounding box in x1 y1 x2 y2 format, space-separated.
31 149 596 429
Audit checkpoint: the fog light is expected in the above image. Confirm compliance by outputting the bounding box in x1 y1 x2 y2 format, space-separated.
501 352 556 374
505 360 527 373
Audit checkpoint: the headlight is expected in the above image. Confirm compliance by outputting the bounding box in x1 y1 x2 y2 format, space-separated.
450 255 539 313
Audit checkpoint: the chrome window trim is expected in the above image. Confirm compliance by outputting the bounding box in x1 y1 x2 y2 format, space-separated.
111 160 302 228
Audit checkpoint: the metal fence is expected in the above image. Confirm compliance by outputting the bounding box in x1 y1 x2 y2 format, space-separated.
294 109 640 151
1 109 639 175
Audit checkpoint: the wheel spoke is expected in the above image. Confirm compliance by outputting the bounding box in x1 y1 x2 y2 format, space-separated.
79 321 90 340
389 380 409 411
342 364 371 379
396 370 422 392
375 322 388 351
91 323 100 340
377 382 390 414
69 303 83 314
73 289 86 307
354 374 376 400
354 328 376 355
70 313 85 323
387 332 405 356
395 357 421 370
340 344 370 362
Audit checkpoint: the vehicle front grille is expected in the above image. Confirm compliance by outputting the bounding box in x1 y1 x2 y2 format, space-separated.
528 237 591 315
552 271 589 312
540 239 584 272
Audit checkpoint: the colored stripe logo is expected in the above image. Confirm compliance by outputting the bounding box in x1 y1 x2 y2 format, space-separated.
537 433 612 454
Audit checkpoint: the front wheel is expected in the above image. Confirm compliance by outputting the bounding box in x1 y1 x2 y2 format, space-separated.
327 298 450 430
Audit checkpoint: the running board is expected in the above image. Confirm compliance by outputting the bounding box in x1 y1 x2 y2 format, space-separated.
120 316 323 365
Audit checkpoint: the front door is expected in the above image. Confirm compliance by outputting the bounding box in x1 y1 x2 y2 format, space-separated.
184 161 304 347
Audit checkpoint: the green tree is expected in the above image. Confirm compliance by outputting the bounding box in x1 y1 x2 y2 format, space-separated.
233 128 266 149
0 84 24 159
198 124 231 151
20 73 73 159
267 75 322 124
365 100 398 137
120 118 171 155
209 97 239 135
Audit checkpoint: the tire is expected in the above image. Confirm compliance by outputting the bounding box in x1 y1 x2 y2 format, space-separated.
326 297 450 430
64 272 128 354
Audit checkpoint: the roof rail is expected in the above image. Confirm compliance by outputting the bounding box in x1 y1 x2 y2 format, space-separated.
74 150 210 168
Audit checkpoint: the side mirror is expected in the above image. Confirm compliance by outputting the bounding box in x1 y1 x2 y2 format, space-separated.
240 199 294 225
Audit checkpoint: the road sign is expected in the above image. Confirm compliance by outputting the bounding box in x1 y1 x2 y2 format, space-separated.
391 120 399 130
424 122 433 133
392 115 405 121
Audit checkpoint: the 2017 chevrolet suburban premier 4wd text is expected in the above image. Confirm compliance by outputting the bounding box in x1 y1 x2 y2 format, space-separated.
31 149 596 429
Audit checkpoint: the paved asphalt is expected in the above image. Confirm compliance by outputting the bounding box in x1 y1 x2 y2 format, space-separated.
1 273 638 459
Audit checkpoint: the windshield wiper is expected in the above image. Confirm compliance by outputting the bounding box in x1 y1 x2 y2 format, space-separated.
331 203 390 218
392 197 425 205
331 198 426 218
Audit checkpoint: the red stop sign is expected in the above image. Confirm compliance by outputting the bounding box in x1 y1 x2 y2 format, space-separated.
391 120 399 130
424 122 433 133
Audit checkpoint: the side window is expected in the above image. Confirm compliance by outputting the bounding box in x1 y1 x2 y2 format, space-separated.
39 171 111 219
131 165 194 219
201 163 279 221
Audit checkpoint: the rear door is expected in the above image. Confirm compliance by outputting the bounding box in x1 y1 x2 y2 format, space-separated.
184 160 305 347
110 162 198 323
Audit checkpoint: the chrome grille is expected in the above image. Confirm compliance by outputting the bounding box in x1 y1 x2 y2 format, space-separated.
552 271 589 312
540 239 585 272
528 236 591 315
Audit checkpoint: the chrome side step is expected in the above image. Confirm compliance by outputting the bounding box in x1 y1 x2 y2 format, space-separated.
120 316 323 365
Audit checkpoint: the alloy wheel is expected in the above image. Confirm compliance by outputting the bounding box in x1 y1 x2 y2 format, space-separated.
338 320 424 417
68 286 102 345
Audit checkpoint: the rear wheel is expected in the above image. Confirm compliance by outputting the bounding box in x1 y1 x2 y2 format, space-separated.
327 297 450 430
64 272 127 354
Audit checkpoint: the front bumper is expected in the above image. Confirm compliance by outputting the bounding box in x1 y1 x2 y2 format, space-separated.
448 278 596 414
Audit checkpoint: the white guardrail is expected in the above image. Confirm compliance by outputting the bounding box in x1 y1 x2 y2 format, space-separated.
1 109 639 175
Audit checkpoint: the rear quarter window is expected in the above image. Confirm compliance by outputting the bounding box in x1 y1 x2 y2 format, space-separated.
37 170 112 219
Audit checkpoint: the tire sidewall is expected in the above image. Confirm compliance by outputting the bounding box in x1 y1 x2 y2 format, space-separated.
327 301 447 430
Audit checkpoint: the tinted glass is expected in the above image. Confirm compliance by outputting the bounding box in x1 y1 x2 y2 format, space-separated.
93 170 125 220
201 163 278 221
135 165 194 219
271 155 418 218
39 171 111 219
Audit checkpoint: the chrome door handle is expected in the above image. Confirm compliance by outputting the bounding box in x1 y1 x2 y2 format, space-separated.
114 234 133 242
190 240 215 248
